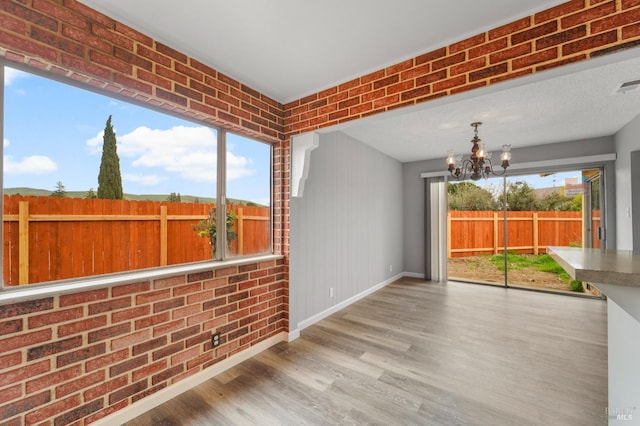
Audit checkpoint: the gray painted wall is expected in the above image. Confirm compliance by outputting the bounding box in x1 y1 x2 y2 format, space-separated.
289 131 403 330
615 113 640 250
403 137 617 275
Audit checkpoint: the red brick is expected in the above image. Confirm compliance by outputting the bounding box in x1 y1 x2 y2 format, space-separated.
85 348 128 373
60 289 108 307
132 360 167 382
469 38 509 59
469 63 508 82
0 318 22 336
111 329 151 350
537 25 587 50
55 370 105 398
0 359 50 388
88 323 131 343
84 376 128 402
0 391 51 422
0 384 21 405
416 69 448 86
450 33 486 53
171 325 200 343
562 2 617 29
415 47 447 64
112 281 150 297
512 49 559 70
0 328 51 352
135 311 170 330
0 298 53 319
512 21 558 45
537 53 588 71
110 355 147 377
27 336 83 361
153 319 185 337
26 393 81 424
112 305 150 323
154 297 185 313
135 289 171 305
489 43 532 64
61 54 111 80
591 8 640 34
156 42 188 63
57 343 106 367
55 399 104 425
58 315 108 337
0 351 22 370
136 43 172 67
623 22 640 39
24 364 79 395
433 75 466 92
28 307 83 330
450 57 486 76
0 11 28 33
151 365 184 385
562 30 618 55
535 0 586 23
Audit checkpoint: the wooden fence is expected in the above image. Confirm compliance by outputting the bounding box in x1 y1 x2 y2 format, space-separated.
2 195 270 286
448 210 601 258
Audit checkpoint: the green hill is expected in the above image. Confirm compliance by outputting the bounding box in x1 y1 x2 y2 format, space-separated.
3 187 261 206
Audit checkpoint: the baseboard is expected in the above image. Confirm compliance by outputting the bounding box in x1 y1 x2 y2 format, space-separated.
93 332 287 425
402 271 426 279
294 273 404 334
288 329 300 341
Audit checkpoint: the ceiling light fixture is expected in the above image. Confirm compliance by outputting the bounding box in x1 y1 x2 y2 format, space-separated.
446 122 512 181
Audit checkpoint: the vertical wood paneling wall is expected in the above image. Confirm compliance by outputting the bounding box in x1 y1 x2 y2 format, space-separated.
289 132 403 329
0 0 638 423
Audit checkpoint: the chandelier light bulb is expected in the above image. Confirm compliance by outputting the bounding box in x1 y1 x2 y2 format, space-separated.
445 122 512 180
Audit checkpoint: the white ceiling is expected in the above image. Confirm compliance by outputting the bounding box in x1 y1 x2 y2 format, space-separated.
78 1 640 162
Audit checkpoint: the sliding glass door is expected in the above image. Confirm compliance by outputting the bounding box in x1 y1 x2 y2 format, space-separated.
447 168 604 295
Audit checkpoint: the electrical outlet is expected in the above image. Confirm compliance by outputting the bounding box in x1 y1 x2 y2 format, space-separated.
330 287 334 298
389 264 393 272
212 332 220 348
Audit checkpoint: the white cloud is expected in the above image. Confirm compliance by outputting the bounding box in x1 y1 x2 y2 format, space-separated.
4 155 57 175
4 67 29 86
4 138 9 148
123 173 166 186
226 151 255 181
85 124 256 184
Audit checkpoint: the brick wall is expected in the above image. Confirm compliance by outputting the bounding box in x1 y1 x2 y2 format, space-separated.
0 259 286 424
283 0 640 137
0 0 639 424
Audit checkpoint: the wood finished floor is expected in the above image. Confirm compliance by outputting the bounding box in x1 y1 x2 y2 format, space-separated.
126 279 608 426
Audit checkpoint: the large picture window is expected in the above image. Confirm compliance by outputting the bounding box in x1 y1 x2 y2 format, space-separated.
1 64 271 287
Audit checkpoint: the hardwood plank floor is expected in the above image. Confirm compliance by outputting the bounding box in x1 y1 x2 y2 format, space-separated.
126 279 608 425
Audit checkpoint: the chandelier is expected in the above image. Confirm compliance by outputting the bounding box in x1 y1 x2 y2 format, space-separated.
446 122 512 181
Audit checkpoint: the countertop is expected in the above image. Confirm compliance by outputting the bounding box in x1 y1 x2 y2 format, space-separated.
548 246 640 288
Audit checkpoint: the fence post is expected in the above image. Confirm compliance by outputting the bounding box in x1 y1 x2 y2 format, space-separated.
493 212 499 254
160 205 168 266
447 212 451 259
237 207 244 255
19 200 29 285
533 212 539 255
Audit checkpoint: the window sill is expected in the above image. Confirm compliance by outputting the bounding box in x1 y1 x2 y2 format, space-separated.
0 254 284 304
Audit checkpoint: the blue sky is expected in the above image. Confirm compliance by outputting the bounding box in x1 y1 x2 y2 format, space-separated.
3 66 270 205
456 171 583 197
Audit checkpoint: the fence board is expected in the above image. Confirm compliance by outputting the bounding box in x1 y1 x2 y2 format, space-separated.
2 195 270 286
448 210 598 258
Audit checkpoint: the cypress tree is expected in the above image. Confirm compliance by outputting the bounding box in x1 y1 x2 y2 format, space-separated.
97 115 124 199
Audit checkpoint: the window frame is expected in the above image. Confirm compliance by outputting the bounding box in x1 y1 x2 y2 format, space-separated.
0 61 274 291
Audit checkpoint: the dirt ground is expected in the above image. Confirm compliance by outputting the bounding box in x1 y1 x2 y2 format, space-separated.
447 256 573 292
